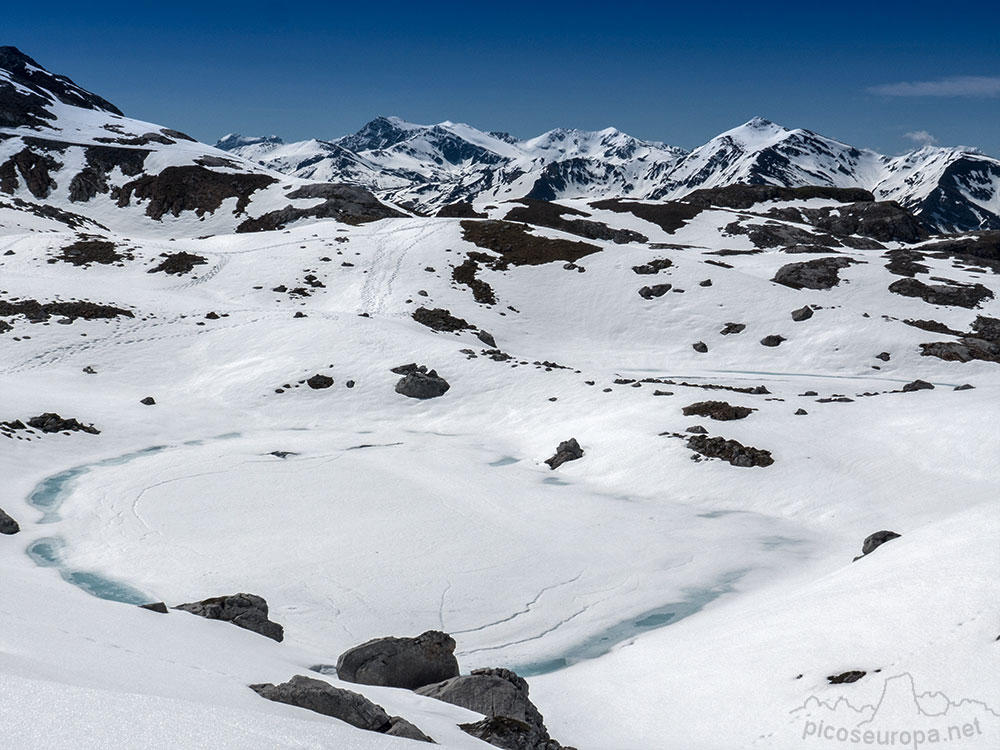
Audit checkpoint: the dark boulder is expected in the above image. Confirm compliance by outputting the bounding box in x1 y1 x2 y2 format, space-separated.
335 630 460 689
0 507 20 535
140 396 156 405
875 352 890 361
772 257 858 290
860 530 901 557
386 717 435 742
250 675 392 732
638 283 672 299
681 401 754 421
420 667 570 749
791 306 813 322
175 593 284 642
477 329 497 348
687 435 774 467
395 369 451 399
901 379 934 392
827 671 866 684
692 341 708 353
760 335 786 347
545 438 584 469
459 716 571 750
719 322 745 335
139 602 169 613
412 306 471 332
307 374 334 389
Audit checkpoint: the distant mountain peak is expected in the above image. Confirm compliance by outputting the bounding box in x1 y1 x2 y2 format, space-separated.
0 45 122 120
215 133 284 151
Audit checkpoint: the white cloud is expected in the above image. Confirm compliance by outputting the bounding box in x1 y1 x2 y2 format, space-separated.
903 130 937 146
869 76 1000 98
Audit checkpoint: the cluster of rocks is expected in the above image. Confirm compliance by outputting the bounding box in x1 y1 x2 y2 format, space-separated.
392 363 451 399
686 434 774 467
15 413 101 435
147 251 207 275
888 277 993 309
919 314 1000 364
411 306 496 346
504 198 647 244
52 237 132 267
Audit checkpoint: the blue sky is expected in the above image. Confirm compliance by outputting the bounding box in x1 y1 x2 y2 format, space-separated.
5 1 999 155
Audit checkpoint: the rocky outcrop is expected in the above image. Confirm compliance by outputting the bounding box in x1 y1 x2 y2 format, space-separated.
420 668 572 750
827 671 866 684
901 379 934 392
545 438 584 469
768 201 927 243
237 183 404 232
412 307 472 332
147 252 207 275
760 334 786 347
395 367 451 399
460 220 600 267
306 374 334 389
631 258 672 275
336 630 460 689
719 322 745 335
590 198 702 233
118 166 277 220
505 199 646 244
686 435 774 467
0 507 20 535
791 306 813 321
772 257 858 290
683 184 874 210
249 675 433 741
175 593 284 642
437 201 486 218
681 401 754 421
888 277 993 309
26 413 100 434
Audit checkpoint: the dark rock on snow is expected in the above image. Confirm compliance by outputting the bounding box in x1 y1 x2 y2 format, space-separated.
306 374 334 389
395 369 451 399
686 435 774 467
139 396 156 405
791 306 813 322
250 675 432 741
335 630 460 689
827 671 867 684
175 593 284 642
139 602 169 614
692 341 708 353
545 438 584 470
0 507 20 535
760 335 786 347
638 283 671 299
861 530 901 557
772 257 858 290
888 277 993 309
27 413 100 434
681 401 754 421
901 379 934 392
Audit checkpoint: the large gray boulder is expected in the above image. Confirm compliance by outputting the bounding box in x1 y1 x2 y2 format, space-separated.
772 257 858 290
419 668 573 750
395 369 451 399
854 530 901 561
249 675 432 742
336 630 459 689
544 438 584 470
0 507 19 535
175 593 284 642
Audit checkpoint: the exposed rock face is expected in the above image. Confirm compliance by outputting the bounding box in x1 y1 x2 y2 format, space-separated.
420 668 571 749
412 306 472 332
772 257 858 290
888 277 994 309
791 306 813 321
638 283 671 299
395 369 451 399
53 238 131 267
505 199 646 244
860 530 901 557
335 630 460 689
118 166 278 220
0 507 20 535
0 296 133 324
545 438 584 469
237 183 404 232
26 413 100 434
175 593 284 642
681 401 754 421
686 435 774 467
768 200 927 243
460 220 600 267
437 201 486 218
631 258 672 275
306 374 334 389
682 184 874 210
590 198 702 233
69 146 148 202
0 147 62 198
385 717 435 742
147 251 207 275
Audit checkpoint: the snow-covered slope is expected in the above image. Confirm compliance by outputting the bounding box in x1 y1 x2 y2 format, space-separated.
222 116 1000 232
2 46 999 750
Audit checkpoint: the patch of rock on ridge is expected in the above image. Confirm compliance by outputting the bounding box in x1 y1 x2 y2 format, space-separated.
117 166 278 220
686 434 774 467
772 257 860 290
237 183 404 232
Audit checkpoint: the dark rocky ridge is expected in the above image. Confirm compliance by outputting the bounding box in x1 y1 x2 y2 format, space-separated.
175 593 284 642
237 183 404 232
683 184 874 210
118 166 277 220
504 198 646 244
461 220 601 267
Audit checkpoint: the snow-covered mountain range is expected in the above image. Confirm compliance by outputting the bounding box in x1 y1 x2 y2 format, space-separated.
218 116 1000 233
2 45 999 750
